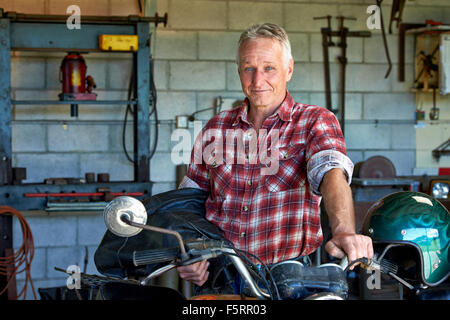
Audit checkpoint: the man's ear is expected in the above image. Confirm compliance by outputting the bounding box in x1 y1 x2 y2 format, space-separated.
286 59 294 82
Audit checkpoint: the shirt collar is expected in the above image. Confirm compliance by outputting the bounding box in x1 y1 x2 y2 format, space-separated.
232 90 294 126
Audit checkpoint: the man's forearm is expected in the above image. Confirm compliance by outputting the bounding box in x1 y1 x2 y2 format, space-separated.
319 168 356 235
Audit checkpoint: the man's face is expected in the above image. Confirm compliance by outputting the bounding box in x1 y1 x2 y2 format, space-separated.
238 38 294 112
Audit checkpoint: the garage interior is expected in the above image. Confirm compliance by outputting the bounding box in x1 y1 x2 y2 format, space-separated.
0 0 449 301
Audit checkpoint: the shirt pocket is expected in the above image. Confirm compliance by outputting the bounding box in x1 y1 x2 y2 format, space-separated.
206 161 232 201
264 143 306 192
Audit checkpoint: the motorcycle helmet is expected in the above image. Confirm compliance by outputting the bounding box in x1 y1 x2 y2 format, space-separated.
362 191 450 287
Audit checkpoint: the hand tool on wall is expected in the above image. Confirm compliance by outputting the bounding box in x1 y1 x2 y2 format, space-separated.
313 15 335 111
389 0 406 34
376 0 392 78
314 16 371 136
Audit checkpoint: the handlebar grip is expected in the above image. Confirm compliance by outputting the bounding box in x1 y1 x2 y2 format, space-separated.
133 247 180 266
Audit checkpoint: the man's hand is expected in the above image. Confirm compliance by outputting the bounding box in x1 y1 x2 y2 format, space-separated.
320 168 374 269
325 232 373 268
177 260 210 286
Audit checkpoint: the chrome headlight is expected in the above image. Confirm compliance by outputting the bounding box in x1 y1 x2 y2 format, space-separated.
431 181 449 199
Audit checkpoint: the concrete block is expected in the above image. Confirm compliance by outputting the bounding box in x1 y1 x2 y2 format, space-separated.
154 30 197 60
345 123 391 149
168 0 227 30
196 91 245 120
337 4 376 33
110 0 141 15
47 247 81 279
152 122 174 152
285 3 339 33
347 151 364 165
390 63 414 93
392 124 416 150
413 167 439 176
48 0 110 15
289 63 340 92
79 153 134 181
364 34 414 64
12 124 47 152
345 64 392 92
46 56 65 90
364 150 415 176
310 34 363 63
12 89 79 120
150 152 177 182
11 58 46 89
17 279 67 300
416 0 450 5
169 61 226 90
226 62 241 91
77 214 106 246
402 5 448 24
75 90 129 121
310 93 362 120
77 245 102 275
153 60 169 90
0 0 15 11
289 33 310 62
415 125 444 152
416 150 443 168
47 124 109 152
228 1 283 31
15 248 46 281
8 0 46 14
13 216 77 248
108 123 134 153
199 31 241 61
363 93 415 120
289 92 310 105
156 91 196 120
108 59 133 90
14 153 80 183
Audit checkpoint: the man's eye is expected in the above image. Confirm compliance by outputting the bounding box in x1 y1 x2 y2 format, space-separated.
245 67 255 72
265 66 274 71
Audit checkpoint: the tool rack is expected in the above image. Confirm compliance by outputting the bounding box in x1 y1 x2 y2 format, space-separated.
0 9 169 211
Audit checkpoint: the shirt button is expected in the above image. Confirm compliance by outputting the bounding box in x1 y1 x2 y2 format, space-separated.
243 206 248 212
247 180 252 186
240 232 246 238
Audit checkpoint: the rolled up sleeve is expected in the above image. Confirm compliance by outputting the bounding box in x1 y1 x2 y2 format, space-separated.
307 149 354 195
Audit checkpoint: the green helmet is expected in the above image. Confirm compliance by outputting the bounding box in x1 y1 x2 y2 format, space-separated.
362 191 450 287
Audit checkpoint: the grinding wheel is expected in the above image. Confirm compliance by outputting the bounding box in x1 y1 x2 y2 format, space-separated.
353 156 396 178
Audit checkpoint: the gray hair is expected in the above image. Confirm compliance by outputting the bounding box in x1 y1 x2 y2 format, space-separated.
237 23 293 67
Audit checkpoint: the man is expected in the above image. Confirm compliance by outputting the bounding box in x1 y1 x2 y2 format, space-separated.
177 23 373 287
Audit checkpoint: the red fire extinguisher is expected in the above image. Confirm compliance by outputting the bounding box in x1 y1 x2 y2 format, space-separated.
59 52 97 116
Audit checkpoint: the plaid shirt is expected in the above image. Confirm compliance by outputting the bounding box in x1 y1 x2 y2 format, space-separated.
181 91 353 264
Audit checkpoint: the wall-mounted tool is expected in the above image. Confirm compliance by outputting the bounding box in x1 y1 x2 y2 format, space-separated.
59 52 97 117
389 0 406 34
376 0 392 78
314 16 371 136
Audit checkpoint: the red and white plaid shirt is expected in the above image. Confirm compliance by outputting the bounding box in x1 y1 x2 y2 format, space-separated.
180 91 353 265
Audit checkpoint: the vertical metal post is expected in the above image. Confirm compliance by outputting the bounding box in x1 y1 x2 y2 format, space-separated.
0 18 13 300
134 22 150 182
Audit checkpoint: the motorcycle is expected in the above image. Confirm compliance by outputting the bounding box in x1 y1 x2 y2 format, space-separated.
49 190 450 301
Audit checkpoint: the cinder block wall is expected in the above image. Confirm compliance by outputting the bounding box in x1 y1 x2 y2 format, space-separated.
2 0 450 299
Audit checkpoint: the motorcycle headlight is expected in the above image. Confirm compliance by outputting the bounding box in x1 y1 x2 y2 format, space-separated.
431 181 449 199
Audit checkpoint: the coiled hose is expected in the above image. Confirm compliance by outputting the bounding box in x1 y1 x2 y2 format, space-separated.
0 206 36 299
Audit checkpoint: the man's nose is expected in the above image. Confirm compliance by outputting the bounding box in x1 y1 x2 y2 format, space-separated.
252 69 265 87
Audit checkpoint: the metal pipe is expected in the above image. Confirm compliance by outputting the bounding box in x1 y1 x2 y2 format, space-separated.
122 217 187 256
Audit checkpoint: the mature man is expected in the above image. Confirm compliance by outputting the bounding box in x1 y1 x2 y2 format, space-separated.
177 23 373 287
